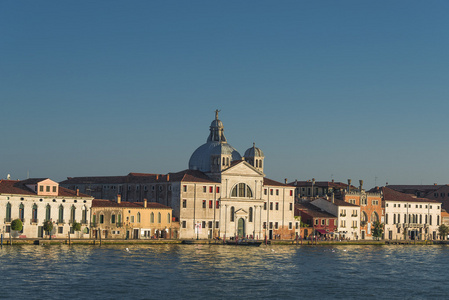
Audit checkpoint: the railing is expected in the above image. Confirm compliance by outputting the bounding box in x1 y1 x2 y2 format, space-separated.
69 219 75 225
116 222 123 228
4 217 11 223
351 214 357 217
57 219 65 224
340 214 346 217
90 222 97 227
81 220 88 224
30 219 39 224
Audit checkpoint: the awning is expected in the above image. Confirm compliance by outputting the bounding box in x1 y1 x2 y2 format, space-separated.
316 229 328 234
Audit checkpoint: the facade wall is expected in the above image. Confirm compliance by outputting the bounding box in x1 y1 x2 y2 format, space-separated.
0 194 92 239
384 200 441 240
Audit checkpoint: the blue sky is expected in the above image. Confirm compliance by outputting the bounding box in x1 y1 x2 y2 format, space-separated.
1 1 448 188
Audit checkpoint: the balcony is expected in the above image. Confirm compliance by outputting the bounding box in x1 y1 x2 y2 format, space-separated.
351 214 358 217
90 222 97 227
30 219 39 224
116 222 123 228
340 214 346 217
57 219 65 225
4 217 11 223
81 220 88 225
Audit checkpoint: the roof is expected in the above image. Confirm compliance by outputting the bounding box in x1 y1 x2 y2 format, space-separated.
387 185 442 193
61 170 219 185
92 199 171 209
264 178 290 187
288 180 356 190
0 180 91 198
332 199 359 207
296 202 337 218
381 187 440 203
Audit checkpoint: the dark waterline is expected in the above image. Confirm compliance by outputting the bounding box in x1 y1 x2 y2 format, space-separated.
0 244 446 299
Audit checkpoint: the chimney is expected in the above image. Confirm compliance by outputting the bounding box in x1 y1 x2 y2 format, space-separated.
284 178 288 184
144 198 147 208
76 189 79 196
347 179 351 192
156 174 159 181
332 192 335 204
117 194 121 204
332 179 334 183
359 180 363 192
167 174 170 181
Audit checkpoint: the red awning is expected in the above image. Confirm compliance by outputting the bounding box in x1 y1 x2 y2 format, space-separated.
316 229 328 234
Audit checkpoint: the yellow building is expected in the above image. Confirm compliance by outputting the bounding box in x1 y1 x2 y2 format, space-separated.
91 196 174 239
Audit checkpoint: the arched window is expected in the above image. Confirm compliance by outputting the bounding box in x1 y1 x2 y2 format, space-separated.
111 214 116 224
137 212 141 223
19 203 24 221
167 213 171 223
118 214 122 225
231 183 253 198
158 212 161 223
99 214 104 224
372 212 379 223
230 206 235 222
256 160 258 168
249 207 253 222
46 204 51 221
6 203 11 222
150 212 154 223
222 157 225 165
58 205 64 223
32 204 38 222
82 206 88 224
259 160 262 168
70 205 76 223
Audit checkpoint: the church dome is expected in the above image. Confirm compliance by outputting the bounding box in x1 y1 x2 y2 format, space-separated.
244 143 264 158
189 110 241 173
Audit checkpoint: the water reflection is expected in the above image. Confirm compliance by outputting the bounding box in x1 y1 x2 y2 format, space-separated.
1 244 449 299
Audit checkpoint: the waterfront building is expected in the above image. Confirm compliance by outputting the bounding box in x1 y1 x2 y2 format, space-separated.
376 187 441 240
341 180 383 240
61 111 299 240
0 178 93 238
289 179 353 200
311 197 361 240
295 202 337 239
387 184 449 211
90 196 174 239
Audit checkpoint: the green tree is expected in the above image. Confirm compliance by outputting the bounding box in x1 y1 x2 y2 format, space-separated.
372 221 384 240
72 221 82 238
11 219 23 232
438 224 449 240
43 220 54 239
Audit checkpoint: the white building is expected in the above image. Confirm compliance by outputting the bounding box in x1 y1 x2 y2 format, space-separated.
0 178 93 238
311 197 361 240
381 187 441 240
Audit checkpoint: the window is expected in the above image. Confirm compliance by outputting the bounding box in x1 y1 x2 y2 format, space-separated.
202 221 206 229
270 189 273 195
182 199 187 208
289 222 292 230
58 205 64 223
275 222 278 229
216 187 220 193
209 186 213 193
385 214 388 224
216 221 219 228
58 227 63 234
182 221 186 228
158 212 161 223
269 222 273 229
46 186 50 192
150 212 154 223
70 205 76 223
208 221 213 228
19 203 24 221
230 207 235 222
183 185 187 192
264 189 267 195
111 214 116 224
137 212 141 223
315 219 319 225
276 189 279 196
352 220 357 228
32 204 38 222
340 220 346 227
5 203 11 222
40 186 44 192
216 200 220 209
202 200 206 208
430 215 432 225
249 207 253 222
168 213 171 223
264 202 267 210
231 183 253 198
289 203 293 211
203 186 207 193
209 200 213 209
263 222 267 229
270 203 273 210
290 190 293 196
100 214 105 224
275 202 279 210
321 219 325 225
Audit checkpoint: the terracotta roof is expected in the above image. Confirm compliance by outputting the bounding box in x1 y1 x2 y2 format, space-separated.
296 202 337 218
264 178 290 187
0 180 91 198
92 199 171 209
381 187 439 203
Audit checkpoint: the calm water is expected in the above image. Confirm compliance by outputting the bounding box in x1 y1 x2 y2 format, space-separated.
0 244 447 299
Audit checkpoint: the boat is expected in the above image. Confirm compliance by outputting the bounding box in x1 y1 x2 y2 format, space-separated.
225 239 262 246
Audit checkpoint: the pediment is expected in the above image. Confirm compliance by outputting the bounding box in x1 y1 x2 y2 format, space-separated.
222 161 264 177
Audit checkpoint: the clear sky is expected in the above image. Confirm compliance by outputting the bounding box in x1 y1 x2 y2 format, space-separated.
1 1 448 189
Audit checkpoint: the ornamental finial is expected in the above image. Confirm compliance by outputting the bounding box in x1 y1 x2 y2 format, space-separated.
215 109 220 120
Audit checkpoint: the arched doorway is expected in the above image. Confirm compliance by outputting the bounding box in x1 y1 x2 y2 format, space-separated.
237 218 245 238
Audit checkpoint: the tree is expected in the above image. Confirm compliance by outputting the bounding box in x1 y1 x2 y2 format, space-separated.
72 221 82 238
438 224 449 240
11 219 23 232
372 221 384 240
43 220 54 239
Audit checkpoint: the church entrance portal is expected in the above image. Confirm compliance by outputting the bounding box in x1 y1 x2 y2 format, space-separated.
237 218 245 238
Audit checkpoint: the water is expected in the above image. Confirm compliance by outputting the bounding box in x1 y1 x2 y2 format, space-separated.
0 244 447 299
